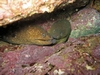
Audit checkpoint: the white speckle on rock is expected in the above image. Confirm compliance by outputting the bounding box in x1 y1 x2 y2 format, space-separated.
34 64 43 72
68 0 76 3
40 6 50 12
86 64 95 70
54 69 65 75
25 54 30 58
22 0 33 9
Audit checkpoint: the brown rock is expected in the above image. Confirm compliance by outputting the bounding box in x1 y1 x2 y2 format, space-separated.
0 0 90 26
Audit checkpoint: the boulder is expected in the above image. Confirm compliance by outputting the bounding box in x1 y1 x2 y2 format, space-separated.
0 0 89 26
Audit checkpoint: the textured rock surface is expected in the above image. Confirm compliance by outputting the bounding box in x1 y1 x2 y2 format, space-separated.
0 33 100 75
0 0 90 26
70 7 100 38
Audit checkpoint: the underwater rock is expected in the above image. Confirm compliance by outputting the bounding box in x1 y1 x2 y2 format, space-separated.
70 7 100 38
2 25 56 45
0 33 100 75
49 19 71 43
0 0 90 26
92 45 100 60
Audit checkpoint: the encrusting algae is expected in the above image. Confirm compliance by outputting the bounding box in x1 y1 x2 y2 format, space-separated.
2 25 56 45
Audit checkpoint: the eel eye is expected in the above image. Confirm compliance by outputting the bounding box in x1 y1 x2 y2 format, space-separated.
53 30 55 33
42 34 46 38
60 33 63 37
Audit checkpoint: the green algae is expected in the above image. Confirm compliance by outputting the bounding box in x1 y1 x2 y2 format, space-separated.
70 24 100 38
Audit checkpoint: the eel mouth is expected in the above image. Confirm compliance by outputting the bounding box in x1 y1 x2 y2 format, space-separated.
34 38 57 45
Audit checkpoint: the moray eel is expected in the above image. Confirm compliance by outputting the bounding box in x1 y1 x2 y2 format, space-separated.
2 25 56 45
49 19 71 43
